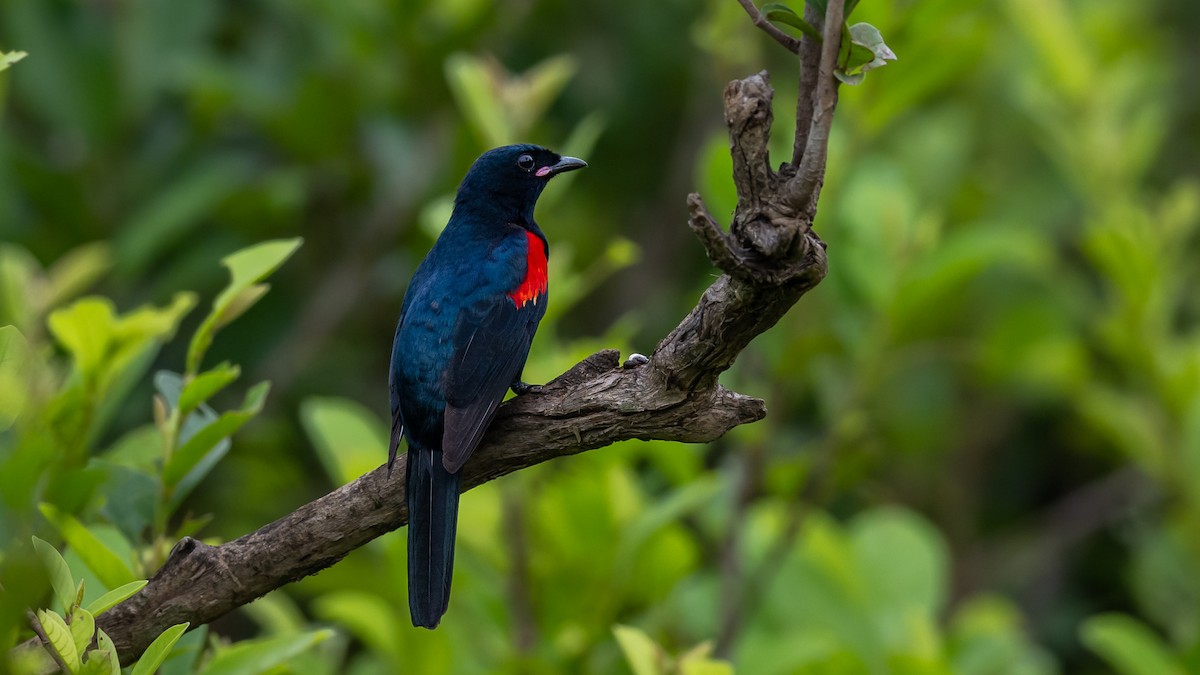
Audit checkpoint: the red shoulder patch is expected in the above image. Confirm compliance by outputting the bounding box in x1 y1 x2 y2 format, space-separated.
508 230 548 308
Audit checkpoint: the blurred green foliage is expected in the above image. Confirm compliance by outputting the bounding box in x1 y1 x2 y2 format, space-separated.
3 0 1200 673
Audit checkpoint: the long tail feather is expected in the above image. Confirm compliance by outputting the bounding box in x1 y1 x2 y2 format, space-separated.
406 445 460 628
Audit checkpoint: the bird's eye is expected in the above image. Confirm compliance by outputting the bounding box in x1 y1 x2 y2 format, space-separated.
517 154 535 171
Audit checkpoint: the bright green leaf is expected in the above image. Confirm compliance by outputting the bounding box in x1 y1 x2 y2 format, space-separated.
186 239 301 374
96 630 121 674
311 591 403 662
0 325 30 430
39 503 137 589
69 607 96 657
512 54 578 136
86 580 147 616
214 283 269 330
197 629 333 675
445 53 512 147
33 536 76 613
78 649 116 675
613 624 665 675
0 50 28 72
299 396 388 486
1081 614 1186 675
36 609 81 671
131 623 190 675
47 297 117 379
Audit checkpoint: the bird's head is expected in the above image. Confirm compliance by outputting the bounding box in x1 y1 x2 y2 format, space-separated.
453 144 587 225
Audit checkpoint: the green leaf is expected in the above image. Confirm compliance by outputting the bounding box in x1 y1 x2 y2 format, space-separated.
0 325 31 431
69 607 96 656
613 624 665 675
299 397 388 485
186 238 302 374
78 650 116 675
157 625 208 675
39 503 137 589
511 54 578 137
678 642 734 675
850 507 948 615
96 630 121 674
311 591 403 662
47 298 117 379
0 50 28 72
36 609 81 671
445 53 512 147
90 458 159 544
197 629 333 675
163 381 270 488
131 623 190 675
762 3 823 41
45 242 113 310
836 23 897 85
33 536 76 613
1081 614 1186 675
178 362 241 417
213 284 269 330
86 580 147 616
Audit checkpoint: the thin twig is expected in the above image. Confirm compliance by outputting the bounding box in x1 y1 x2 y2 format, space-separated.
687 193 740 274
791 4 824 166
788 0 844 211
735 0 802 54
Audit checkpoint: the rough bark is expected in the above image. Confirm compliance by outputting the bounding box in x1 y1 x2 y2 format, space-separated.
83 2 846 664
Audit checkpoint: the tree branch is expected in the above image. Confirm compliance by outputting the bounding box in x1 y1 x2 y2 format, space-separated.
735 0 801 54
79 6 848 664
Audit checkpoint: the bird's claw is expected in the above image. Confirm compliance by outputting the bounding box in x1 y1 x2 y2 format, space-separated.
511 381 543 396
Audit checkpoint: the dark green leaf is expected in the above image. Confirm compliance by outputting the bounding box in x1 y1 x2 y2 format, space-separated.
762 3 823 41
179 362 241 417
163 381 270 488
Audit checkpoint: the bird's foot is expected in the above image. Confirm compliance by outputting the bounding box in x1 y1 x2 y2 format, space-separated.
511 381 543 396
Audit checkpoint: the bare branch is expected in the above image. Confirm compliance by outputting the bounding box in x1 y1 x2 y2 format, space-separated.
735 0 801 54
787 0 845 212
791 3 824 166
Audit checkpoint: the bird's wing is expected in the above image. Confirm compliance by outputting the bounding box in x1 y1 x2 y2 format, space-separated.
387 304 408 474
441 295 544 473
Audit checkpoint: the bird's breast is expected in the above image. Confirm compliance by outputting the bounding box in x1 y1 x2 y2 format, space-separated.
507 229 548 309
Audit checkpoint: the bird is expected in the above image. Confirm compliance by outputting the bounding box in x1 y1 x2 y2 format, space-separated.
388 144 587 628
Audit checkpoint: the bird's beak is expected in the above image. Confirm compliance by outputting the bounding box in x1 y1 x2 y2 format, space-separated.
537 156 588 177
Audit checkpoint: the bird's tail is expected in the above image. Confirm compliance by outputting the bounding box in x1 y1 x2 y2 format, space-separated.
406 444 460 629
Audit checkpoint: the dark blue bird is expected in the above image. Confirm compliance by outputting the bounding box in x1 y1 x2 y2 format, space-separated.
389 144 586 628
